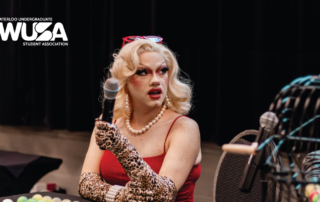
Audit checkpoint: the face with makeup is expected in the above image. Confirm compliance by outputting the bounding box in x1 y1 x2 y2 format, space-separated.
127 51 169 110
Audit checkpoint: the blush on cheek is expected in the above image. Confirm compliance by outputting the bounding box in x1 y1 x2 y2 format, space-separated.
164 76 169 85
163 76 169 89
130 75 141 87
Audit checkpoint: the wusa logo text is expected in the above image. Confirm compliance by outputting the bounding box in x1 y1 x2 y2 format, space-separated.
0 17 68 46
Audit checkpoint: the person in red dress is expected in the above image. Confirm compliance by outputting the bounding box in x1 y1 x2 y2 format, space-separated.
79 38 201 201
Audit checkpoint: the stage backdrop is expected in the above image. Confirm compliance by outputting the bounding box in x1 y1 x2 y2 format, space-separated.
0 0 319 145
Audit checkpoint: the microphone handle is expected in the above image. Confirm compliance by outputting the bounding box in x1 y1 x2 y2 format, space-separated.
239 127 269 192
102 98 115 123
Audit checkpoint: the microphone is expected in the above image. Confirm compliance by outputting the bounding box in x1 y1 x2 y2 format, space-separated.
239 111 278 192
102 78 119 123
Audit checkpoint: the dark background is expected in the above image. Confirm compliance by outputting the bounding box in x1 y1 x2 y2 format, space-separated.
0 0 319 145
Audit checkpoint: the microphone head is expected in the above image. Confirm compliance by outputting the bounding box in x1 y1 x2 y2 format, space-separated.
104 78 119 100
259 111 278 130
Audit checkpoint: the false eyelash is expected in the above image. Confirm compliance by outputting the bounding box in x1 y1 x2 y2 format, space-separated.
136 68 148 75
160 67 169 73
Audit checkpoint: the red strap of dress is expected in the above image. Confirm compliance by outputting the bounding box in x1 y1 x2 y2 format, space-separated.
163 115 184 153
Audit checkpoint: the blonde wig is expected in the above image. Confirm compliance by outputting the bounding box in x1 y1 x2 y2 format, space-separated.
108 39 192 120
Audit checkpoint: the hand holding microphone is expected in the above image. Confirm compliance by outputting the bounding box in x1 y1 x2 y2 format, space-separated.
95 78 120 151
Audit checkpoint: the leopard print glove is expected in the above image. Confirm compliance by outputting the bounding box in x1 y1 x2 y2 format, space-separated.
124 181 155 201
78 172 119 202
79 172 156 202
95 119 178 201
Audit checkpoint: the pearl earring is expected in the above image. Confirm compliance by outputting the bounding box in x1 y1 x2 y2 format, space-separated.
166 95 172 108
125 94 130 112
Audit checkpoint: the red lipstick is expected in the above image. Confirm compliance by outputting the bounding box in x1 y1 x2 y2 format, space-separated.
148 88 162 99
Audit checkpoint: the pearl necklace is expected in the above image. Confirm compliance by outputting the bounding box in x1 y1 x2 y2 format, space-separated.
126 105 166 135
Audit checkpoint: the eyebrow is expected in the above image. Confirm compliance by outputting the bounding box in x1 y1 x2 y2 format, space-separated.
138 62 167 68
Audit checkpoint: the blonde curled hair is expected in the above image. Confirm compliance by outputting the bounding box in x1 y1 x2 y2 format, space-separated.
108 39 192 120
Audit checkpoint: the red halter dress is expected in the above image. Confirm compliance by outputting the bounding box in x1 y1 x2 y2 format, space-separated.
100 116 201 202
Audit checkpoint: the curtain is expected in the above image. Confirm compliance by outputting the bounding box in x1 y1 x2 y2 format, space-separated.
0 0 319 144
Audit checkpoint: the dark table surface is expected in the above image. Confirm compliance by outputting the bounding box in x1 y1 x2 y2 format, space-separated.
0 192 92 202
0 150 62 197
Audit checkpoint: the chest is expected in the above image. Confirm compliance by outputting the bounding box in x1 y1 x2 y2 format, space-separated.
117 122 171 158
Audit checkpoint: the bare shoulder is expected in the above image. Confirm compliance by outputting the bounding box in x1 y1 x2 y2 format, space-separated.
166 112 200 144
174 116 198 128
171 115 200 136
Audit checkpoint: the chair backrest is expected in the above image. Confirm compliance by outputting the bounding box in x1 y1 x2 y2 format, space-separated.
213 130 282 202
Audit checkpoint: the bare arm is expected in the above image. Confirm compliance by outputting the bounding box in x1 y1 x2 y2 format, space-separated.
159 117 201 190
